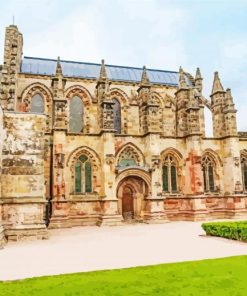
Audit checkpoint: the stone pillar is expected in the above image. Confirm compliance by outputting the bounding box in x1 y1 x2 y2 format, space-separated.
98 132 122 226
1 112 48 241
0 25 23 111
0 106 6 247
183 136 208 220
143 134 167 223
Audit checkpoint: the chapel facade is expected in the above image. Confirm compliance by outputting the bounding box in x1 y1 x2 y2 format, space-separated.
0 25 247 246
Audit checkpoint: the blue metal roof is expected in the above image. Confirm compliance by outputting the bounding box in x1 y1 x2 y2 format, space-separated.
20 56 181 86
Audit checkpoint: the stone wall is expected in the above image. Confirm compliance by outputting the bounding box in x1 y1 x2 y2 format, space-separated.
1 112 48 241
0 106 6 247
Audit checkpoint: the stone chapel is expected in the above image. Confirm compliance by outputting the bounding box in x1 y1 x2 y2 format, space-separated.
0 24 247 247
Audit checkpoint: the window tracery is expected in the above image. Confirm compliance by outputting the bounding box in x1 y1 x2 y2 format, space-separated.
162 154 178 193
201 155 215 192
118 146 142 167
75 154 92 193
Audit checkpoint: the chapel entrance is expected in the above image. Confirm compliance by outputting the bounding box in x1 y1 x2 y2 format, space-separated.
122 186 134 220
117 176 149 221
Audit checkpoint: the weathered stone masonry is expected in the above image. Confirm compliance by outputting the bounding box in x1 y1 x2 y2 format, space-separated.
0 24 247 246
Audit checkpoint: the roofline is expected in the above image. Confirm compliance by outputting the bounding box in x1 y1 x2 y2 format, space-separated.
23 56 179 74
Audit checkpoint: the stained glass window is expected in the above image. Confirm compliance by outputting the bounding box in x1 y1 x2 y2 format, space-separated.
202 155 215 192
74 155 92 193
30 94 44 113
162 154 178 193
69 96 84 133
113 98 121 134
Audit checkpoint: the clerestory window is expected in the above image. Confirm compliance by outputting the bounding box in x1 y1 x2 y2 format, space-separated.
69 96 84 133
30 94 45 113
113 98 121 134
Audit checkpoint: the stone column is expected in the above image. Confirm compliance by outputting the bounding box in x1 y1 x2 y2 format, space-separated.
98 132 122 226
143 134 167 223
183 135 207 220
0 107 6 247
1 112 48 241
222 137 247 218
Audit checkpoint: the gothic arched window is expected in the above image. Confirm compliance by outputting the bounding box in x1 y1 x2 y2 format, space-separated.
30 94 44 113
162 154 178 193
75 155 92 193
241 155 247 191
202 155 215 192
69 96 84 133
118 146 141 167
113 98 121 134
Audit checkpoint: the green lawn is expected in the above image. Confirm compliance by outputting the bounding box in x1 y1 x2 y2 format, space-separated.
1 256 247 296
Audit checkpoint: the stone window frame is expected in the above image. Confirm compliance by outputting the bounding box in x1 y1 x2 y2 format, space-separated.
160 148 183 195
67 146 101 196
74 154 92 193
201 154 215 192
162 153 178 193
109 88 129 135
116 143 145 169
20 83 52 131
65 85 93 134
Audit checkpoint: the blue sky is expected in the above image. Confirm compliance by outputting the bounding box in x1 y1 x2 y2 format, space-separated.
0 0 247 134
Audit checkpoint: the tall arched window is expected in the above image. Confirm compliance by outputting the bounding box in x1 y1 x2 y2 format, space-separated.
162 154 178 193
202 155 215 192
113 98 121 134
241 155 247 191
75 155 92 193
30 94 44 113
69 96 84 133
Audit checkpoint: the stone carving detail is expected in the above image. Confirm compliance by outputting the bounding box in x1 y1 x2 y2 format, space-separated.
54 101 67 129
102 102 114 130
106 154 115 165
117 145 144 167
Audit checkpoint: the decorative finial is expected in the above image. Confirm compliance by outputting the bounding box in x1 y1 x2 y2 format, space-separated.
141 65 150 84
211 71 224 95
195 67 202 80
55 56 63 76
179 66 187 88
99 59 107 80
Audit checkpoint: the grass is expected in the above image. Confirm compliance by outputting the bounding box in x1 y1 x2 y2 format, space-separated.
1 256 247 295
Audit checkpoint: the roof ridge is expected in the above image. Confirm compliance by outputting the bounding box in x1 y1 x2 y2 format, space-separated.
23 56 178 74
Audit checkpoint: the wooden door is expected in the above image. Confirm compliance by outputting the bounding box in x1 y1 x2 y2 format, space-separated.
122 186 134 220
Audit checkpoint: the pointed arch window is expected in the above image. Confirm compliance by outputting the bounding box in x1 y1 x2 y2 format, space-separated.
162 154 178 193
202 155 215 192
113 98 121 134
30 94 44 113
69 96 84 133
75 155 92 193
118 146 140 167
241 155 247 191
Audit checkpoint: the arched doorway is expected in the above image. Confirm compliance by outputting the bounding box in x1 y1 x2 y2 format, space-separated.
117 176 149 221
122 186 134 220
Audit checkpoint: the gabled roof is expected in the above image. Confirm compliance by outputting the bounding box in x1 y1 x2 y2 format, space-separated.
20 56 181 86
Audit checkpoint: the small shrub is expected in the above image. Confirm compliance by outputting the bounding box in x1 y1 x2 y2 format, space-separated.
201 221 247 242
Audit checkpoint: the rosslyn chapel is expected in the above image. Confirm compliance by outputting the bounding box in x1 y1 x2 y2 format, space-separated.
0 24 247 246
